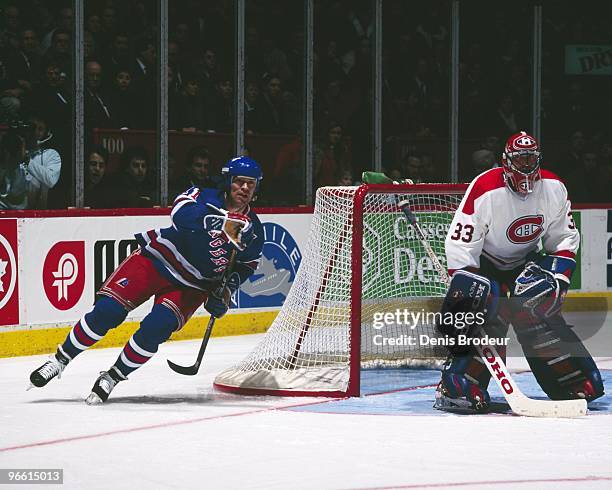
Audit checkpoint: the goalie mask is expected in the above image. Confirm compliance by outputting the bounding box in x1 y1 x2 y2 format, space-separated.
502 131 542 197
221 156 263 193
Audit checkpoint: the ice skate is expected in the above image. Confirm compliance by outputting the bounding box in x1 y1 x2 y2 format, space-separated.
433 381 490 414
28 348 70 390
85 367 127 405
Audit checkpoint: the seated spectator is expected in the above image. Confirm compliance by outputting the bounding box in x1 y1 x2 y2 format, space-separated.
337 169 355 186
169 146 215 198
106 67 138 128
488 94 525 139
43 28 72 81
22 115 61 209
174 73 205 131
84 60 114 138
565 148 599 203
594 159 612 203
6 28 43 96
556 129 587 180
272 134 302 205
84 145 111 208
0 47 24 122
207 74 233 133
102 32 131 75
245 79 259 135
131 37 157 128
387 168 403 182
397 90 429 137
27 60 71 136
314 122 352 188
256 73 290 134
107 146 156 208
0 127 28 209
470 149 496 179
401 153 431 183
83 30 97 62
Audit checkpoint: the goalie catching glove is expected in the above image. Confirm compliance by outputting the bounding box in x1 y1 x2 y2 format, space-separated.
513 262 568 320
205 272 241 318
204 203 256 251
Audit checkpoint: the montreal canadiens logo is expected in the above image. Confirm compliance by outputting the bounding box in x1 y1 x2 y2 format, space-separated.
514 135 536 148
236 222 302 308
506 215 544 244
43 241 86 310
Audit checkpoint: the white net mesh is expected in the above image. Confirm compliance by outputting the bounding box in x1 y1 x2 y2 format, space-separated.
214 184 466 395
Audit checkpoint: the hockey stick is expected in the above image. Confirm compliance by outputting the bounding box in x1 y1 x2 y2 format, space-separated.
396 195 587 418
167 250 237 376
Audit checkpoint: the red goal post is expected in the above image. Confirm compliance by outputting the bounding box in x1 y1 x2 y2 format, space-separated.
214 183 469 397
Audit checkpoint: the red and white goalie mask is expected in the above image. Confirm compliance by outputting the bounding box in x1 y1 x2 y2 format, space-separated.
501 131 542 197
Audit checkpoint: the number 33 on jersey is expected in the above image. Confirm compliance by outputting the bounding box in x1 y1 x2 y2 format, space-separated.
445 167 579 273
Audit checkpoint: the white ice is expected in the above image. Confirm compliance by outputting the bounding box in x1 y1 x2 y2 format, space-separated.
1 327 612 490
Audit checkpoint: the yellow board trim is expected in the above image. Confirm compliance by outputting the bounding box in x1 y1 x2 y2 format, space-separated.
564 292 612 312
0 311 278 359
1 292 611 359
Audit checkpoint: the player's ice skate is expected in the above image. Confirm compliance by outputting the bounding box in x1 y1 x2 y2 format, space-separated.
85 367 127 405
28 349 70 390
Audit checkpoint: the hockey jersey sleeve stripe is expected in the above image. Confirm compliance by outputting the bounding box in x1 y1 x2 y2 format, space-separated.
551 250 576 260
139 231 206 291
460 168 505 215
155 234 206 280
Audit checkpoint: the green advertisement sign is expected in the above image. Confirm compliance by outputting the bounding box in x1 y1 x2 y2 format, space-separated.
358 209 582 298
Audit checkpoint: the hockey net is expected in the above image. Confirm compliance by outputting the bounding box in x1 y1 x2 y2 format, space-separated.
214 183 468 396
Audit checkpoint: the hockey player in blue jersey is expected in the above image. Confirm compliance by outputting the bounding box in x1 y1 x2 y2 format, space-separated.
29 156 264 403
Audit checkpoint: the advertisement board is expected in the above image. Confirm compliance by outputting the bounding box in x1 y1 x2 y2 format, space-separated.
1 206 609 337
10 211 310 330
0 219 19 326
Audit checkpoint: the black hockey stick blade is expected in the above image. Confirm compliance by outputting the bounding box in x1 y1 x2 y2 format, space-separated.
167 358 201 376
167 315 217 376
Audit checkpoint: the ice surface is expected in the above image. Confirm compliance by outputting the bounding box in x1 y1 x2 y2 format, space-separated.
1 327 612 489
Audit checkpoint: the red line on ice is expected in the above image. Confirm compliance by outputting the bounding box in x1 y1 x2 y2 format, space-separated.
0 397 331 453
349 475 612 489
0 384 439 452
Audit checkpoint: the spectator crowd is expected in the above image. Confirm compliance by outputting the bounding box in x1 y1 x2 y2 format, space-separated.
0 0 610 209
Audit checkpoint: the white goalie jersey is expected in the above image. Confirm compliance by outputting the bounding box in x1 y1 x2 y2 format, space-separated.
445 167 579 273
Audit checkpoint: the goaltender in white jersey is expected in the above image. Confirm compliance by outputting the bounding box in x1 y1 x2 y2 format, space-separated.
446 165 579 274
434 131 603 413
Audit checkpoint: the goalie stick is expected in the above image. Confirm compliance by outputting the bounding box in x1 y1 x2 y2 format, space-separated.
396 194 587 418
167 250 237 376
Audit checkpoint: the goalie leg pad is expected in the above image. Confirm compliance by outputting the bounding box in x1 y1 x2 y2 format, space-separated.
516 315 604 402
437 270 498 355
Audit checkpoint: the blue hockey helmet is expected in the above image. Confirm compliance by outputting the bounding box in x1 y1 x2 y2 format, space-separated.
221 156 263 192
